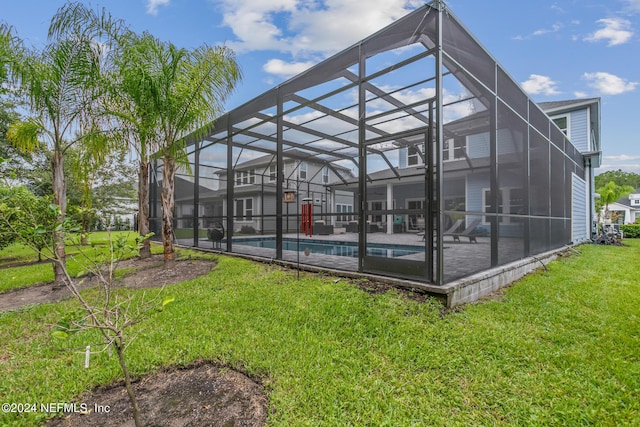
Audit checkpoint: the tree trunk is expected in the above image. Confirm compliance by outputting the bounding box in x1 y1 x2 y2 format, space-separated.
161 153 175 262
51 149 67 289
114 338 142 427
80 210 88 245
138 161 151 259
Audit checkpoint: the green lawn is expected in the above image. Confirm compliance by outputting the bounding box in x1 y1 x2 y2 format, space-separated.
0 232 163 293
0 240 638 426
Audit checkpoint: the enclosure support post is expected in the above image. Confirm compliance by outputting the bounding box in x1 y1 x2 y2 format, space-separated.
226 120 234 253
435 2 445 286
193 145 200 248
357 43 367 273
276 88 284 260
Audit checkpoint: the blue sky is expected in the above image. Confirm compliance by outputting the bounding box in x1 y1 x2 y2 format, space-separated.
2 0 639 174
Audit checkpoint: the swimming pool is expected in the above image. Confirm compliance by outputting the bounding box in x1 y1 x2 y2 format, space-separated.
232 237 424 258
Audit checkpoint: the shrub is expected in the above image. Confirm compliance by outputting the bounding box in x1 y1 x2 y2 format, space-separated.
239 225 256 235
621 223 640 238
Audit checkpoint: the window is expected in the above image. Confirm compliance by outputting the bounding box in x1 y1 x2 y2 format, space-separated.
245 198 253 219
443 138 466 162
322 167 329 184
407 199 425 230
407 146 422 166
552 115 570 138
369 201 385 223
336 204 353 222
482 188 524 224
299 162 307 180
235 170 256 186
234 198 253 220
269 164 277 182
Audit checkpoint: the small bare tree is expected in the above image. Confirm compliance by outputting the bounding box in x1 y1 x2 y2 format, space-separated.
2 201 170 427
52 227 171 427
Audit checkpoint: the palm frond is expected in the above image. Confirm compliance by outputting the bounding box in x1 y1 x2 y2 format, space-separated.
7 118 46 154
48 1 130 49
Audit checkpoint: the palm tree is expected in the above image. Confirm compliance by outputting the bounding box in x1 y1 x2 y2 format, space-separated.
49 5 156 260
106 31 163 259
48 3 241 262
120 36 241 262
0 23 16 85
8 32 105 287
597 181 635 222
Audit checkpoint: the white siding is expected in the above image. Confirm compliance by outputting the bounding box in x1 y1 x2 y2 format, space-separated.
569 109 588 152
466 173 489 214
571 173 588 242
467 132 490 159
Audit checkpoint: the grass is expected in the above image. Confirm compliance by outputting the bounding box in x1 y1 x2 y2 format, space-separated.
0 239 639 426
0 232 163 293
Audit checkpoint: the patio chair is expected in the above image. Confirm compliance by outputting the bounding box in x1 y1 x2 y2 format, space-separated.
445 218 481 243
417 218 463 241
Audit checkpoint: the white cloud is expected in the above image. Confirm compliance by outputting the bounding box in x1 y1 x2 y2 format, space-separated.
263 59 316 78
532 23 563 36
583 72 638 95
584 18 633 46
146 0 170 16
605 154 640 162
550 4 564 13
573 91 588 98
598 155 640 174
216 0 422 56
521 74 561 96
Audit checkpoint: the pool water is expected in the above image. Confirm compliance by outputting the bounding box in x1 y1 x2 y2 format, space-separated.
233 237 424 258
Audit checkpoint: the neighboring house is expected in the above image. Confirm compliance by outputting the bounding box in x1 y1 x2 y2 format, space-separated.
604 190 640 224
170 149 355 234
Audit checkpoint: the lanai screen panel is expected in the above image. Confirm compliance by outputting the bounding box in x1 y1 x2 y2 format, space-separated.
198 139 229 250
440 6 582 282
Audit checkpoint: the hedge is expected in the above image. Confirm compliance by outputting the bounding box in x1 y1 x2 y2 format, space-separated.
621 223 640 238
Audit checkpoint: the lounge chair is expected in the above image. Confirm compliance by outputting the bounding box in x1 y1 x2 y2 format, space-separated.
445 218 481 243
417 218 463 241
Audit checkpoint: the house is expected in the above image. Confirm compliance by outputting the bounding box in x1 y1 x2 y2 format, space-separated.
332 97 601 241
604 190 640 224
198 149 355 234
150 0 601 291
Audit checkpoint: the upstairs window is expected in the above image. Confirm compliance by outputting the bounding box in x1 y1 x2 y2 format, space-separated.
443 138 466 162
269 164 277 182
407 146 422 166
552 115 570 138
299 162 307 180
235 170 255 186
322 167 329 184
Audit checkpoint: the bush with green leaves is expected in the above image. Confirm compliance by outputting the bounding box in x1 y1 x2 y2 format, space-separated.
621 223 640 238
0 185 58 258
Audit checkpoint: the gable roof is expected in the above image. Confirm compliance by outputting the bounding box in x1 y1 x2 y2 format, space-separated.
615 189 640 207
538 98 600 114
233 148 352 171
